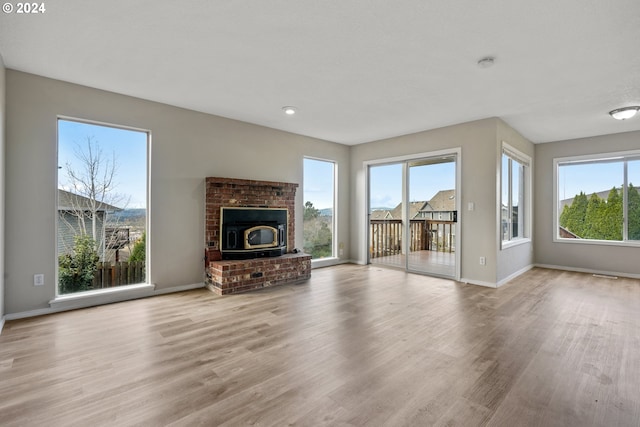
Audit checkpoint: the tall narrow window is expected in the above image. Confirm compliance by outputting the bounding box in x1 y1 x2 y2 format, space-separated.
57 119 148 294
501 144 530 244
556 151 640 244
303 158 336 259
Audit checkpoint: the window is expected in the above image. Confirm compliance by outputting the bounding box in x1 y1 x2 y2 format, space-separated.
57 118 148 295
303 158 336 259
555 151 640 244
501 144 530 245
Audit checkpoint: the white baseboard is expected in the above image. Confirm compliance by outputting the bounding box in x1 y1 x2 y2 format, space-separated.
0 316 5 335
497 264 534 287
49 283 157 311
311 258 350 269
4 282 205 321
535 264 640 280
152 282 205 295
459 278 498 288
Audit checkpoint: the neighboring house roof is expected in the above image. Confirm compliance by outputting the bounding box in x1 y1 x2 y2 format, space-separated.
372 201 428 220
58 189 122 212
370 209 393 220
372 191 456 220
422 189 456 212
559 226 580 239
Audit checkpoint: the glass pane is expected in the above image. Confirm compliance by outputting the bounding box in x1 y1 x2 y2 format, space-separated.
58 119 147 294
303 158 335 259
501 155 510 240
629 160 640 240
369 163 403 268
558 161 623 240
408 157 456 277
511 159 524 239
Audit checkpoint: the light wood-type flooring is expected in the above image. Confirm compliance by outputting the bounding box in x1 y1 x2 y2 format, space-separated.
1 265 640 426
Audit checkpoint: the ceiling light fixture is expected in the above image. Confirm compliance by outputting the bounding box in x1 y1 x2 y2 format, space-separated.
477 56 495 68
282 106 297 115
609 106 640 120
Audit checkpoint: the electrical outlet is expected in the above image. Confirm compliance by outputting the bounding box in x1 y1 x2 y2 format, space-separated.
479 257 486 266
34 274 44 286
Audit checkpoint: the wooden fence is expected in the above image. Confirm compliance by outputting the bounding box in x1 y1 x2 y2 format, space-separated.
94 261 145 288
370 219 455 259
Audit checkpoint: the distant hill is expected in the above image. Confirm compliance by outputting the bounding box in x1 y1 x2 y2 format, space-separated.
107 208 146 227
319 208 333 217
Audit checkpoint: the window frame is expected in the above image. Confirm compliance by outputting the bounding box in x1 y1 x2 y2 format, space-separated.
302 156 338 263
553 149 640 247
55 116 151 298
500 142 532 249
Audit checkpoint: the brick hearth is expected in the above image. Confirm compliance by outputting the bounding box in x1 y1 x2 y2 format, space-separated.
204 177 311 295
205 253 311 295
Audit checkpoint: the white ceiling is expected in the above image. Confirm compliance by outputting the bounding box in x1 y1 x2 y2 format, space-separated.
1 0 640 145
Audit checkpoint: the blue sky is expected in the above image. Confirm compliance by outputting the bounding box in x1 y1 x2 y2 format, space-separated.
303 158 456 211
58 120 148 208
558 160 640 201
369 162 456 209
303 158 335 210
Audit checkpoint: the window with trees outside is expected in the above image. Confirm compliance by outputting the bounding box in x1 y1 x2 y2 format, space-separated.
303 157 336 259
57 118 148 295
555 152 640 244
501 144 530 245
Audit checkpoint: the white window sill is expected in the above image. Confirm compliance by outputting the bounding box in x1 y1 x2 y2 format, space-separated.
50 283 156 311
501 237 531 250
553 237 640 248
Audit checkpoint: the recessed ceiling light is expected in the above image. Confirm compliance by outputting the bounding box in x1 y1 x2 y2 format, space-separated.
609 106 640 120
282 106 297 115
477 56 495 68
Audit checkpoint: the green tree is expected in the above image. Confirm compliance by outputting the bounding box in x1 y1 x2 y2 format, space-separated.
561 192 588 236
559 204 570 229
303 201 320 221
583 193 606 239
129 232 146 263
602 187 623 240
629 184 640 240
303 201 333 258
58 234 99 294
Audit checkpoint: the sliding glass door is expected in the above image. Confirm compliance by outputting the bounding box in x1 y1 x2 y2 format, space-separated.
369 163 404 268
368 152 458 278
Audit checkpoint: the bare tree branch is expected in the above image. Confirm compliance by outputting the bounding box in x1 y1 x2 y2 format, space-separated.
60 136 128 260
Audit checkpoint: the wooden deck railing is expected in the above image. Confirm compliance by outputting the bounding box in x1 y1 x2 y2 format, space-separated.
425 220 456 253
94 261 145 288
370 219 455 258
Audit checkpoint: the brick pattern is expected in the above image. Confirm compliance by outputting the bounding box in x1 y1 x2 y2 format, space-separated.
204 177 310 295
205 177 298 251
205 253 311 295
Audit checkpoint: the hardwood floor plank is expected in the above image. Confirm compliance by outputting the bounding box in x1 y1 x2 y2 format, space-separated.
1 265 640 426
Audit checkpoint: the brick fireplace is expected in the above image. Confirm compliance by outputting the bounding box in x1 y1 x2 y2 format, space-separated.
204 177 311 295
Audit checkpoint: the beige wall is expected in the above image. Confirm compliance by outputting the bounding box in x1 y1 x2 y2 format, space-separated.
349 118 502 285
496 120 535 283
0 56 5 323
535 131 640 276
4 70 350 314
8 66 635 317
